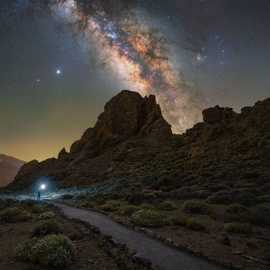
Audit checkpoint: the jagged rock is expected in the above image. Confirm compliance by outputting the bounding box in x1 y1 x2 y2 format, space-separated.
58 148 68 160
202 106 237 124
7 93 270 196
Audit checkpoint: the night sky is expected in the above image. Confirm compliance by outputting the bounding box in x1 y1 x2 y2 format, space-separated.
1 0 270 161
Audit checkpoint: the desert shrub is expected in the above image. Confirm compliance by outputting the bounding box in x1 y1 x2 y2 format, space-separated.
16 234 75 268
182 200 210 215
249 204 270 226
31 203 48 214
158 201 177 211
0 207 31 223
224 222 252 234
117 205 140 216
224 204 251 222
170 214 189 226
131 209 167 227
38 211 56 220
207 190 256 206
99 200 121 212
185 217 207 231
32 219 62 237
207 191 233 205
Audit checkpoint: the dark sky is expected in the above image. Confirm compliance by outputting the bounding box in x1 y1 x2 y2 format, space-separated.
1 0 270 161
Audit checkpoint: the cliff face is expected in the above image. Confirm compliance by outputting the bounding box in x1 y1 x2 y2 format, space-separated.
0 155 25 187
10 90 172 189
9 91 270 200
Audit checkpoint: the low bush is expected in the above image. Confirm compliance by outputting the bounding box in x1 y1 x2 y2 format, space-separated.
99 200 122 212
158 201 178 211
32 219 62 237
117 205 140 216
131 209 167 227
224 204 250 222
31 203 48 214
224 222 252 234
185 217 207 231
0 207 31 223
38 211 56 220
16 234 75 268
182 200 210 215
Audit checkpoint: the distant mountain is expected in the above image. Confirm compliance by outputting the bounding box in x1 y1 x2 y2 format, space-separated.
9 90 270 206
0 154 25 187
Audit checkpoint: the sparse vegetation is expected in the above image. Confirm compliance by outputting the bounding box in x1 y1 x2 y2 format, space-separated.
131 209 167 227
0 207 31 223
172 215 206 231
117 205 140 216
99 200 122 212
158 200 178 211
182 200 210 215
185 217 207 231
32 219 62 237
38 211 56 220
224 204 250 222
224 222 252 234
16 234 75 268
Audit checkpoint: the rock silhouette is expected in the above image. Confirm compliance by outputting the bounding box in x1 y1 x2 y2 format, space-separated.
9 91 270 203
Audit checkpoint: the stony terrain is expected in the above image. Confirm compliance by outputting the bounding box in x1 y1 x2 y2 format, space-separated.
0 154 24 187
7 90 270 269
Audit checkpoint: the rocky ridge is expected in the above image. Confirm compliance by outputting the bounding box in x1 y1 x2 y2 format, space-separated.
9 91 270 203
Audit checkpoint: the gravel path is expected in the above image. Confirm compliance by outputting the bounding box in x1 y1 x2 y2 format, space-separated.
54 203 226 270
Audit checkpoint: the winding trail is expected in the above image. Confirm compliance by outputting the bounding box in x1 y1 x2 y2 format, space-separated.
54 203 226 270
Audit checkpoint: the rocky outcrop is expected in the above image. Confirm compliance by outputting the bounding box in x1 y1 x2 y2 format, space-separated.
0 155 25 187
8 92 270 196
10 90 172 190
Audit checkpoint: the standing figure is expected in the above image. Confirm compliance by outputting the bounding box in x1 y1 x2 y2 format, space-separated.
37 191 41 201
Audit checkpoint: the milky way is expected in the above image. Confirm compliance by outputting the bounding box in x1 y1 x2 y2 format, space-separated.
51 0 205 133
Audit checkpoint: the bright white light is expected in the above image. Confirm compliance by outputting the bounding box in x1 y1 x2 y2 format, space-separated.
40 184 46 190
56 69 62 75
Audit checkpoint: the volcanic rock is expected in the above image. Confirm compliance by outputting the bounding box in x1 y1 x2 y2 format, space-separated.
8 92 270 201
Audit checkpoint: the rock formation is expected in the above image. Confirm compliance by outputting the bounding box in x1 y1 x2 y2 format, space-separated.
8 92 270 202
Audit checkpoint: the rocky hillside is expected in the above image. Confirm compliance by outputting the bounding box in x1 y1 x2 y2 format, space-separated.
0 154 24 187
9 90 270 203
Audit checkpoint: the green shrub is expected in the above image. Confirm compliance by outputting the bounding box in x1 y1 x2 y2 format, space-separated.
117 205 140 216
0 207 31 223
171 215 188 226
32 219 62 237
158 201 178 211
131 209 167 227
16 234 75 268
225 204 250 222
185 218 206 231
224 222 252 234
182 200 210 215
38 211 56 220
31 204 48 214
99 200 121 212
171 215 206 231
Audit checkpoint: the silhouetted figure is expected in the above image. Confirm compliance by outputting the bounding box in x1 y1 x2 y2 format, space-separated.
37 191 41 201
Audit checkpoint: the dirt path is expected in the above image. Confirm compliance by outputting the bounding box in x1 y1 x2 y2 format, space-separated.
54 203 226 270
